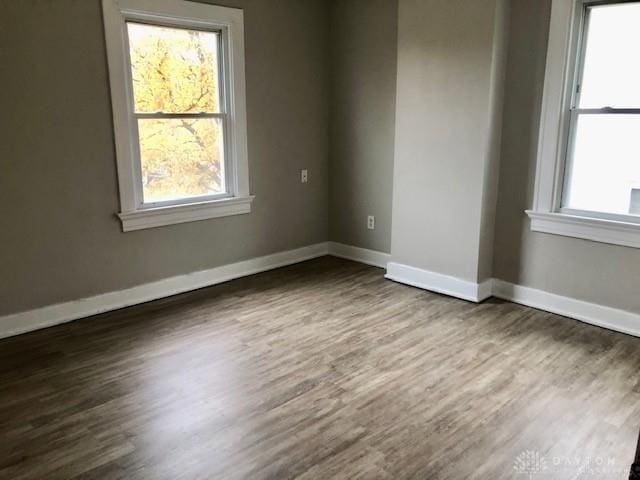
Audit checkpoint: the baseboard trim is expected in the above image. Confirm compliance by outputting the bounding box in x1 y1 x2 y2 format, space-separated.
327 242 390 268
3 245 639 341
383 263 640 337
0 243 330 340
385 262 493 303
493 280 640 338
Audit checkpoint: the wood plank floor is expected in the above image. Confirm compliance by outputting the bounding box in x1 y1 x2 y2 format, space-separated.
1 256 639 479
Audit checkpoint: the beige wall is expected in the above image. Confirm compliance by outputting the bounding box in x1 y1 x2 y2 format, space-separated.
493 0 640 313
390 0 508 282
328 0 398 253
0 0 329 316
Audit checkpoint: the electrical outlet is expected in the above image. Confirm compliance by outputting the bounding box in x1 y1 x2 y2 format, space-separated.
301 169 308 183
367 215 375 230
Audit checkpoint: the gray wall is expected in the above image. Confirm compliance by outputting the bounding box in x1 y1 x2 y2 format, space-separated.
493 0 640 313
390 0 507 282
4 0 637 319
328 0 398 253
0 0 329 316
477 0 509 281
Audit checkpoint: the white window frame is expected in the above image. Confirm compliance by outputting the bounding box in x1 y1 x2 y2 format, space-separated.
527 0 640 248
102 0 253 232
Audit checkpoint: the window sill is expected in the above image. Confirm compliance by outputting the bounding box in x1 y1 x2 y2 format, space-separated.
119 195 254 232
526 210 640 249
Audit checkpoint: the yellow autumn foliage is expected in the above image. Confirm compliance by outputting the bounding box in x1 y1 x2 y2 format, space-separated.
128 23 224 202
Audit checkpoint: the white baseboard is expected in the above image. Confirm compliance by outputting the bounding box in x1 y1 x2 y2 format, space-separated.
492 280 640 338
384 262 640 337
3 242 639 341
0 243 329 340
327 242 390 268
385 262 493 303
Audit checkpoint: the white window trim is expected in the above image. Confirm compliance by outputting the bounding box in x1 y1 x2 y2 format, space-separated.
102 0 253 232
527 0 640 248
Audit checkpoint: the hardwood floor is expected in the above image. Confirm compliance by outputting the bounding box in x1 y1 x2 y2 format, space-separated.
0 256 639 479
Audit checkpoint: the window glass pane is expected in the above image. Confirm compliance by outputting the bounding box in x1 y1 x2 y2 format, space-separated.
127 23 220 114
579 3 640 108
564 114 640 216
138 118 226 203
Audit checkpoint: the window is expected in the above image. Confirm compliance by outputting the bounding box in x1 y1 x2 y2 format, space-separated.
102 0 252 231
529 0 640 248
564 2 640 217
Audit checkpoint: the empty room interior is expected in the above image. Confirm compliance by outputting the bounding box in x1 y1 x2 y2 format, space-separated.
3 0 640 478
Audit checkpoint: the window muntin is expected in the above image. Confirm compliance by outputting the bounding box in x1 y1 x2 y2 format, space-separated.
103 0 251 232
562 2 640 219
126 22 228 206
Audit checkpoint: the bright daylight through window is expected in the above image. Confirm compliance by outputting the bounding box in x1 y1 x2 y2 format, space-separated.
129 23 226 204
563 2 640 218
103 0 250 232
529 0 640 248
